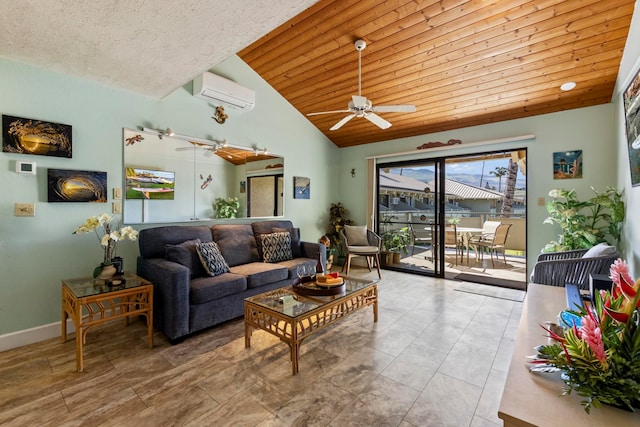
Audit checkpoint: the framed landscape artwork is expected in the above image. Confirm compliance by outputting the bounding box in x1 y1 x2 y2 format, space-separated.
293 176 310 199
47 169 107 202
553 150 583 180
623 66 640 186
2 115 72 158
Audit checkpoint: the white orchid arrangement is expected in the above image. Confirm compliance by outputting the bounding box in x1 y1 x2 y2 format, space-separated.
73 214 138 264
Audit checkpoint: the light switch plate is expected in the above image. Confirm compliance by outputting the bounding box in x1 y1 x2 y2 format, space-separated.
112 202 122 214
15 203 36 217
538 197 545 206
113 188 122 200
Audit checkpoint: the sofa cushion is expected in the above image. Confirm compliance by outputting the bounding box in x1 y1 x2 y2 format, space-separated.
261 232 293 263
196 241 230 276
166 239 206 278
272 227 302 258
274 258 317 279
582 242 617 258
345 225 369 246
230 262 288 288
212 224 260 267
190 273 247 304
139 225 212 259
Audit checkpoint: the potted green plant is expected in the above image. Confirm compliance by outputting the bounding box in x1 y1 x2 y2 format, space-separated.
326 202 352 265
542 187 624 252
381 226 411 264
213 197 240 219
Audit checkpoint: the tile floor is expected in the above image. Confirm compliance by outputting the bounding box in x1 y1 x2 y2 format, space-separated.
0 268 524 426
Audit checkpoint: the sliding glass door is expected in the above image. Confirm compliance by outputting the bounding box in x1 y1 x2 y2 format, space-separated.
376 159 445 276
375 148 527 288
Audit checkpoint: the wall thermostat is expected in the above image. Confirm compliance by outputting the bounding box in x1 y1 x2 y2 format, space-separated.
16 161 36 175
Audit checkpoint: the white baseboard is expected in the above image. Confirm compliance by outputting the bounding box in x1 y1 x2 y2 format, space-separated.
0 319 76 353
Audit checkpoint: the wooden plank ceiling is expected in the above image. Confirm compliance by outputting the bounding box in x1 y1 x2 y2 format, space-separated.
239 0 635 148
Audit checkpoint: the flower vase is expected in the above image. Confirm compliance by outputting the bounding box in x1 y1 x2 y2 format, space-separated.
94 263 116 280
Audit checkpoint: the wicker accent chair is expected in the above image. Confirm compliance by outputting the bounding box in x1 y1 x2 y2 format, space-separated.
530 248 620 290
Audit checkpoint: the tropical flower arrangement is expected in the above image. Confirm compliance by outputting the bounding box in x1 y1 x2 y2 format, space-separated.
73 214 138 267
539 259 640 413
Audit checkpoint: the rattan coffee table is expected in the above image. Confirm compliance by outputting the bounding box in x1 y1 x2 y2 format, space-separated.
244 275 378 375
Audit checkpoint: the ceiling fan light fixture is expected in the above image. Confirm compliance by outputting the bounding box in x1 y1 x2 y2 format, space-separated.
560 81 576 91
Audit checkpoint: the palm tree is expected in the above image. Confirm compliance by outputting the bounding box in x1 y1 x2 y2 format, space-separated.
500 160 519 216
489 166 508 192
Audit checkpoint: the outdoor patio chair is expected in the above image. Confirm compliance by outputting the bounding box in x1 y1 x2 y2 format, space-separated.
340 225 382 278
409 223 432 257
474 223 511 267
443 223 460 265
530 245 620 290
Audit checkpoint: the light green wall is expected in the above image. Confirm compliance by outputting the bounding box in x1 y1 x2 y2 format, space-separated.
0 55 338 335
615 1 640 277
338 104 617 274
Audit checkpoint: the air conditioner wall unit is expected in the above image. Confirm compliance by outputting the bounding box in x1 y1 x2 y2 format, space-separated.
192 72 256 111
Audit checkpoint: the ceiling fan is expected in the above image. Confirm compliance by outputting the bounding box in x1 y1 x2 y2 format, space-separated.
307 39 416 131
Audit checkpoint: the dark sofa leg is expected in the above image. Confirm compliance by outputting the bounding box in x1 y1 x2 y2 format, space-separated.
168 336 185 345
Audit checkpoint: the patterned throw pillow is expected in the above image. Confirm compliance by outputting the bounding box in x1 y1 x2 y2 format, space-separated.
196 241 230 276
261 232 293 263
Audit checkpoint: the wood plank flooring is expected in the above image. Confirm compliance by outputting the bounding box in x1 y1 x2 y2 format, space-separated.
0 270 523 426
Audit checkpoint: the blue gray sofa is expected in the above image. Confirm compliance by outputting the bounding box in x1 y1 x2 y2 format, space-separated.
137 220 325 343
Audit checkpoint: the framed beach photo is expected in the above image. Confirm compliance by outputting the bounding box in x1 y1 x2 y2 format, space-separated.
553 150 582 180
623 66 640 186
293 176 310 199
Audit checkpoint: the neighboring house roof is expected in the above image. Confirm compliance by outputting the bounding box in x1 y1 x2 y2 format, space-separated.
439 180 503 201
379 171 432 194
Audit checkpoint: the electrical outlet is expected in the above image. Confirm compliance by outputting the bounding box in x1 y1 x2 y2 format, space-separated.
112 201 122 214
15 203 36 217
113 188 122 200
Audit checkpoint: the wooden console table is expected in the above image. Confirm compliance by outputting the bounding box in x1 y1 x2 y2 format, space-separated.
498 284 639 426
61 272 153 372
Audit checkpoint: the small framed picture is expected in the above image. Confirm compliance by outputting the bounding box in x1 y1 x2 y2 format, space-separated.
553 150 582 180
293 176 310 199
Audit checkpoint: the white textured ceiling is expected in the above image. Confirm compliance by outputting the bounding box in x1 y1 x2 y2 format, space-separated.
0 0 319 98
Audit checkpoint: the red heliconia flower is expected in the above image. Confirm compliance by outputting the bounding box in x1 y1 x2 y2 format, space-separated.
618 273 637 299
603 305 630 323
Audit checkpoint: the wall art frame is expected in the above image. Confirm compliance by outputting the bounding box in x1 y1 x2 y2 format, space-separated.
47 168 107 202
293 176 310 199
623 65 640 186
2 114 72 158
553 150 582 180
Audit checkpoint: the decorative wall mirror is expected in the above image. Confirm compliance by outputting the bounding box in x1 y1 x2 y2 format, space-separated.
122 127 284 224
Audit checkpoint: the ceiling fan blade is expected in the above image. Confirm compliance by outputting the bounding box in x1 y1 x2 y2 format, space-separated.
307 109 352 116
364 112 392 129
352 95 368 108
372 104 416 113
330 114 356 131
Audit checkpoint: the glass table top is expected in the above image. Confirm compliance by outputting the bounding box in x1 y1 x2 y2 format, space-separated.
62 272 150 298
245 276 377 318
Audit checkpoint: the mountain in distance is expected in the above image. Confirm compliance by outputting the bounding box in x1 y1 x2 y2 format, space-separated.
391 167 526 190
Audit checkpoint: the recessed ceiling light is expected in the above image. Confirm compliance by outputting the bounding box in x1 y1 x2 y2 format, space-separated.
560 81 576 91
